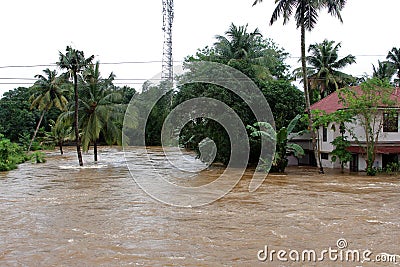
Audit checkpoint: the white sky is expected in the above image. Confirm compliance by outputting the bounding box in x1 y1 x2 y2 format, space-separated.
1 1 400 97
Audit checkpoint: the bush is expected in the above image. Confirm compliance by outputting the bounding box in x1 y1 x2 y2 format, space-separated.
30 151 46 164
383 162 400 174
0 134 29 171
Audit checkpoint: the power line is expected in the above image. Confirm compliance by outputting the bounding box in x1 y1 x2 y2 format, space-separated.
0 60 184 69
288 54 389 59
0 54 390 69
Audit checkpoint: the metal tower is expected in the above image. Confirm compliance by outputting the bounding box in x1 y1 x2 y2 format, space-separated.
161 0 174 82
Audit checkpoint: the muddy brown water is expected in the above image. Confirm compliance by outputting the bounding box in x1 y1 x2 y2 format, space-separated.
0 147 399 266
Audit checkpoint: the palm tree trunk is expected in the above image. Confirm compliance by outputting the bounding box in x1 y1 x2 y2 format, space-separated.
73 72 83 166
94 140 98 162
28 110 45 151
59 141 63 155
300 14 324 174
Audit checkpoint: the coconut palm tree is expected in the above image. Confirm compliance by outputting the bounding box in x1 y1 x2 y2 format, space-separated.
386 47 400 84
214 23 280 80
79 61 123 162
294 39 356 102
372 60 396 82
28 68 68 151
252 0 347 174
57 46 94 166
42 119 72 155
215 23 262 61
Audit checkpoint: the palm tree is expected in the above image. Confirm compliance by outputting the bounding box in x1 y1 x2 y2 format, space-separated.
214 23 278 80
252 0 347 174
386 47 400 84
295 39 356 102
28 68 68 151
372 60 396 82
215 23 262 61
57 46 94 166
42 119 72 155
79 61 123 162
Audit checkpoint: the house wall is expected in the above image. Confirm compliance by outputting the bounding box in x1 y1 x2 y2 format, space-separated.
320 154 341 169
315 110 399 171
318 122 340 153
289 110 399 170
343 111 400 142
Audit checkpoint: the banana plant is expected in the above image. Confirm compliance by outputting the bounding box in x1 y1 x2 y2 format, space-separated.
247 114 305 173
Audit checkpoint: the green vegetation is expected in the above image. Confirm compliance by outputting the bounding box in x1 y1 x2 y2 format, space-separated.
372 60 396 82
330 125 352 173
0 87 38 143
248 115 305 173
253 0 348 174
294 39 356 103
78 62 124 161
30 151 46 164
0 133 48 171
58 46 95 166
377 162 400 175
174 24 303 165
0 46 135 168
0 134 28 171
29 69 69 151
337 78 396 176
0 10 399 176
386 47 400 84
41 119 72 155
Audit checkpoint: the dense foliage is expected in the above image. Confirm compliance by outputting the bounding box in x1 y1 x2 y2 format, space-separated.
0 134 28 171
172 24 304 165
0 87 60 143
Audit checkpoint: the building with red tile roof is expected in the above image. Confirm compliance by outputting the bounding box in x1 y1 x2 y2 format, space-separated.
291 86 400 171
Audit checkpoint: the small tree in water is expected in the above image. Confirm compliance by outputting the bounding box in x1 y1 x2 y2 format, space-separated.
247 114 305 173
338 78 397 176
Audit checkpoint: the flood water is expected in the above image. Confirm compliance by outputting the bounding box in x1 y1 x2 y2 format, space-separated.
0 147 399 266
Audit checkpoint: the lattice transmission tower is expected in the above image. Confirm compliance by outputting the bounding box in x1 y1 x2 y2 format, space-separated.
161 0 174 82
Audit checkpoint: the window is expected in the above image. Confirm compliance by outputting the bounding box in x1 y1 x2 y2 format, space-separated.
321 153 329 160
322 127 328 142
383 112 399 132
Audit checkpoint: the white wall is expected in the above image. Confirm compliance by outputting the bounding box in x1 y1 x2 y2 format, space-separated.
315 110 399 170
343 111 400 143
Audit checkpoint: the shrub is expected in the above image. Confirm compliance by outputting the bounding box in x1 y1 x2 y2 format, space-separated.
30 151 46 164
0 134 28 171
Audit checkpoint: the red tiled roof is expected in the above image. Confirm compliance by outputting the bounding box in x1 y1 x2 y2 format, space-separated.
310 86 400 114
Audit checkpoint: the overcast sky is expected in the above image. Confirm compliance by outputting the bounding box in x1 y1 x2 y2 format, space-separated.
1 1 400 97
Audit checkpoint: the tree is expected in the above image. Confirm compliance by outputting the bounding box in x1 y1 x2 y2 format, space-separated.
42 119 72 155
247 114 305 173
311 109 353 173
57 46 94 166
372 60 396 82
213 23 289 80
253 0 347 174
259 79 305 130
174 24 295 165
338 78 397 176
295 39 356 102
331 129 352 173
28 69 68 151
215 23 262 61
79 61 123 161
0 87 38 142
386 47 400 84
